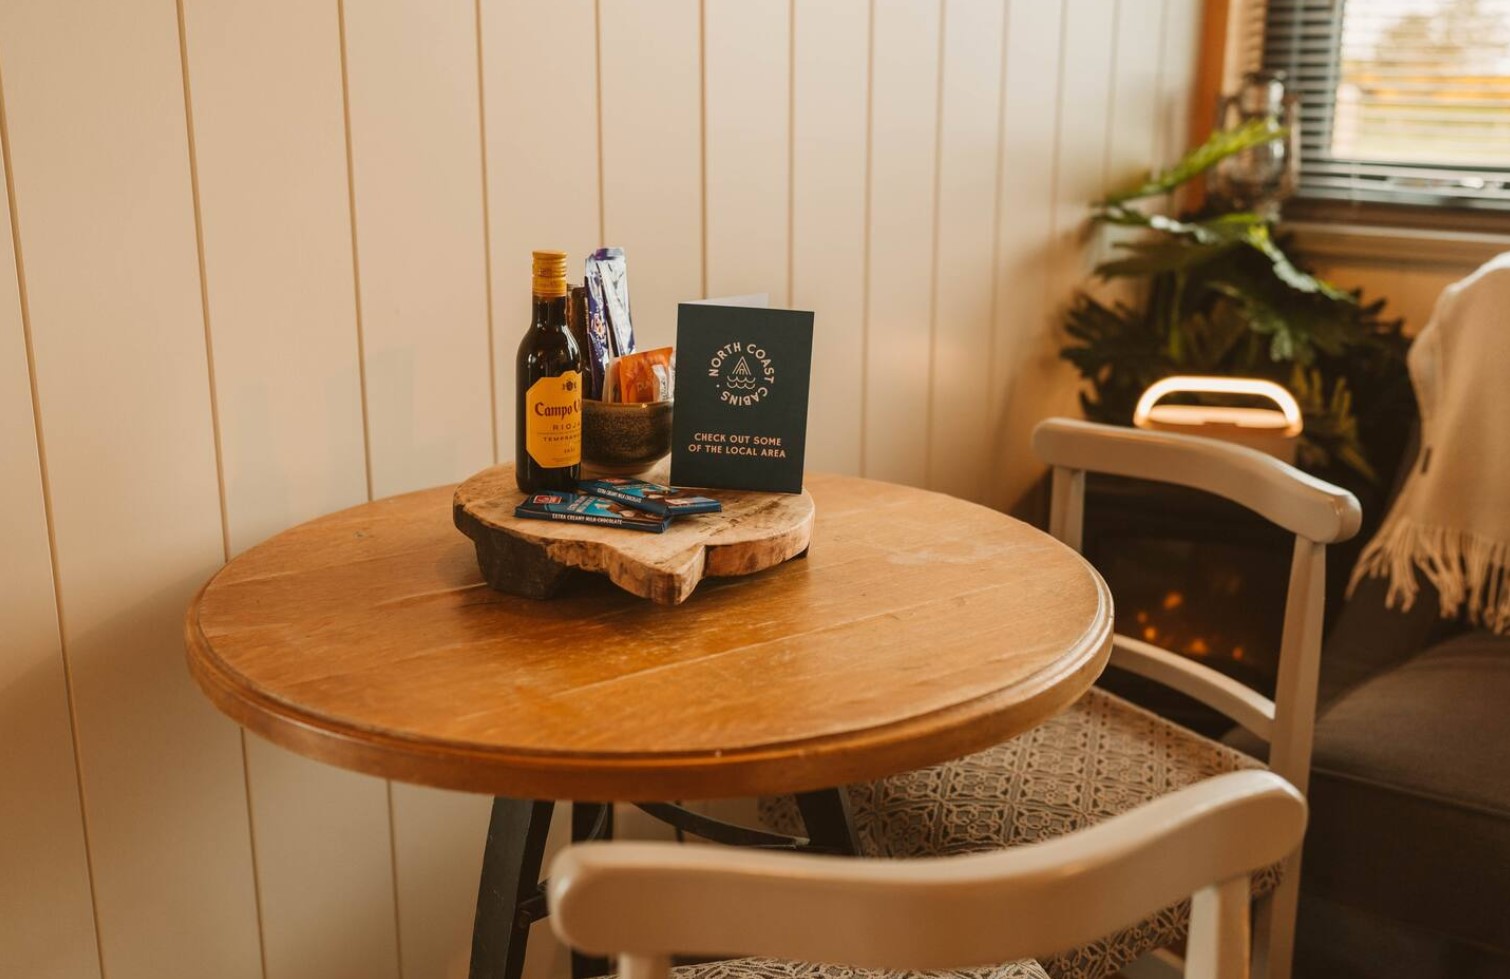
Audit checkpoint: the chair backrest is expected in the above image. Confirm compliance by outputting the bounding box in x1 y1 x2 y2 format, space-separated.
548 770 1306 979
1032 418 1361 796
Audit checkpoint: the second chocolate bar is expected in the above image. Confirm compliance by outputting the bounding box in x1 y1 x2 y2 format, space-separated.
578 477 722 517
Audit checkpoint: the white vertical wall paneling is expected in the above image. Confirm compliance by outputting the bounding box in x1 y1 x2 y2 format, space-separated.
340 2 496 977
0 100 101 979
1052 0 1119 299
0 1 263 977
986 0 1067 512
1107 0 1168 195
703 0 790 301
178 2 399 978
864 0 942 486
790 0 870 477
598 0 704 347
995 0 1118 511
482 0 602 464
1098 0 1168 277
927 0 1007 501
1158 0 1203 176
343 0 494 501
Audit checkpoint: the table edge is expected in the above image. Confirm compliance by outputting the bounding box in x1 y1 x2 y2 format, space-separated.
183 561 1113 800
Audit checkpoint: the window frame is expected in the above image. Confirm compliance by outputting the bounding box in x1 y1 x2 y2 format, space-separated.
1249 0 1510 220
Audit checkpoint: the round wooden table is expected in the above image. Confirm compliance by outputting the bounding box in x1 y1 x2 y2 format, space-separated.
187 472 1111 800
184 471 1112 979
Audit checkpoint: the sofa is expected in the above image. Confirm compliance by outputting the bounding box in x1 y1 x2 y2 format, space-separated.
1227 569 1510 977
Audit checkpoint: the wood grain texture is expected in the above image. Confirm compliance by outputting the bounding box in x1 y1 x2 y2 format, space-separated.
455 465 814 605
0 1 263 976
791 0 869 477
0 115 101 979
179 2 400 977
864 0 941 487
481 0 602 465
704 0 790 301
597 0 703 347
186 473 1112 801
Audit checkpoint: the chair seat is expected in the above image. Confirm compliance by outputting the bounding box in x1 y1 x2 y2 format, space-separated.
759 688 1280 979
672 957 1050 979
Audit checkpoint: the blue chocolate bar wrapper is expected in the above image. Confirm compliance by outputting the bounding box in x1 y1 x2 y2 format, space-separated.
514 492 670 533
578 478 722 517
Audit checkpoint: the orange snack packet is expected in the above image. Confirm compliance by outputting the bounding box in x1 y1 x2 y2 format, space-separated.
615 346 674 403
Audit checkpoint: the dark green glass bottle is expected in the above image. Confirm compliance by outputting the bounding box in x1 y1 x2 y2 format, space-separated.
516 250 583 493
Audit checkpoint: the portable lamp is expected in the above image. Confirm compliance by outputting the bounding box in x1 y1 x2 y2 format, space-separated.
1133 375 1303 462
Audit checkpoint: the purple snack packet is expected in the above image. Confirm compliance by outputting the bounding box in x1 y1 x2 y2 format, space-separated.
587 247 636 359
583 268 613 399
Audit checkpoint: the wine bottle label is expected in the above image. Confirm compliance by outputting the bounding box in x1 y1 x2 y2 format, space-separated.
525 372 582 469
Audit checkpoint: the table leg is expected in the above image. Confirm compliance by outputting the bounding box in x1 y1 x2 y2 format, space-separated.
795 788 861 856
469 798 555 979
570 803 613 979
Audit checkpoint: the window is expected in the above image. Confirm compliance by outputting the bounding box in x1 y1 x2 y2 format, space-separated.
1262 0 1510 210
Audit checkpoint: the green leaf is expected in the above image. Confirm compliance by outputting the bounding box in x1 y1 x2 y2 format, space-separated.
1241 225 1353 302
1096 239 1237 279
1101 120 1286 205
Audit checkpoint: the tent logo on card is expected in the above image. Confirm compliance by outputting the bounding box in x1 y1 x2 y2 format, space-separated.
708 340 776 407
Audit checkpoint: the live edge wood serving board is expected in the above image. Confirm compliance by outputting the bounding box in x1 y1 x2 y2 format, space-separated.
184 474 1113 801
453 464 814 605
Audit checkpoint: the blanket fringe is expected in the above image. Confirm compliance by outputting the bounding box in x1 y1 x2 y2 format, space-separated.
1349 519 1510 634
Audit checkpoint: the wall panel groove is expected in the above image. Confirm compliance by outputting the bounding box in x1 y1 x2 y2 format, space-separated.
171 9 271 979
864 0 942 486
0 53 103 979
0 1 264 976
927 0 1009 500
178 1 400 977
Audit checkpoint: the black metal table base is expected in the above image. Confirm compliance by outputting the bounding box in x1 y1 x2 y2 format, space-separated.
467 790 858 979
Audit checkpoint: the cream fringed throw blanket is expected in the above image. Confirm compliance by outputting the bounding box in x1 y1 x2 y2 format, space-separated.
1350 252 1510 634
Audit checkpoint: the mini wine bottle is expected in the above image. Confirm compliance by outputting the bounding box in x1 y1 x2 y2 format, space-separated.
516 250 584 493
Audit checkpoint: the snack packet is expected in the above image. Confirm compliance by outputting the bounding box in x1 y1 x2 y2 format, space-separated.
579 477 721 517
586 247 635 358
514 492 670 533
616 346 674 403
582 281 612 399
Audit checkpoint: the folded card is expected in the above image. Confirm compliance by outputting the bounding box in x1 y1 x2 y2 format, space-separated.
670 302 813 494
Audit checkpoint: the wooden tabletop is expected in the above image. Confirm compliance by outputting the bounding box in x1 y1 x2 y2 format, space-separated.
185 474 1113 801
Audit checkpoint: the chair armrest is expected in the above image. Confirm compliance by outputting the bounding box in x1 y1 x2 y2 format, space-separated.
548 771 1305 971
1111 634 1276 740
1033 418 1362 544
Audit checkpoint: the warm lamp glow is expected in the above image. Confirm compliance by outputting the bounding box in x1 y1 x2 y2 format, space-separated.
1133 375 1303 437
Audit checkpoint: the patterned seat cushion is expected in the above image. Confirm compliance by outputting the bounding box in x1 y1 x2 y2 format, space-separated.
759 688 1281 979
672 957 1050 979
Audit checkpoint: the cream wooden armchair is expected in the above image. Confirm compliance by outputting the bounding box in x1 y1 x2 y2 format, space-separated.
762 419 1360 979
550 771 1305 979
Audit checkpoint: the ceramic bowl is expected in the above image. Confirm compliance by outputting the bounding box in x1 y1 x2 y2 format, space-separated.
582 399 673 475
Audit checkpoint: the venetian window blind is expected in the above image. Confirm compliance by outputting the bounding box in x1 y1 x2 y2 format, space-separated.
1259 0 1510 209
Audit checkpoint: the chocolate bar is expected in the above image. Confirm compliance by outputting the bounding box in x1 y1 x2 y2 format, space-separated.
514 492 670 533
578 478 721 517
